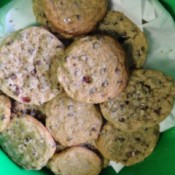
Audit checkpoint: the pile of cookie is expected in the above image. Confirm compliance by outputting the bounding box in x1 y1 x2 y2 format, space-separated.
0 1 175 175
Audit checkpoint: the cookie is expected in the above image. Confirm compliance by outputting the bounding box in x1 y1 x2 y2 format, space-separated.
122 32 148 68
0 27 64 105
0 95 11 132
45 93 103 146
0 115 56 170
33 0 108 38
48 146 102 175
11 100 46 124
98 11 148 68
96 123 160 166
81 140 110 168
58 35 128 103
100 69 175 131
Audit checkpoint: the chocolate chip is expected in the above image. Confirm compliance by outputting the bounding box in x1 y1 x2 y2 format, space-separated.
76 15 81 20
125 100 129 105
102 80 109 87
82 76 92 83
67 113 74 117
115 68 121 73
119 17 124 21
91 127 97 132
31 69 37 75
154 107 161 115
117 80 123 84
10 73 17 80
28 48 35 54
118 118 125 122
25 136 31 142
67 105 74 110
93 42 100 49
135 137 141 143
118 137 125 142
113 21 118 25
66 137 72 141
14 86 20 96
56 45 62 49
6 41 13 46
36 60 42 65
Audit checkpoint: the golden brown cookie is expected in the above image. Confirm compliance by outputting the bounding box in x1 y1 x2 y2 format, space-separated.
48 146 102 175
98 11 148 68
100 69 175 131
33 0 108 38
45 93 103 146
58 35 128 103
96 123 159 166
0 27 64 105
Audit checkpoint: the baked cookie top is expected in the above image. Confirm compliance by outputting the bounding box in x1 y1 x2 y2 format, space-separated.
96 123 160 166
58 35 128 103
0 115 56 170
98 11 148 68
48 146 102 175
0 27 64 105
45 93 103 146
100 69 175 131
33 0 108 38
0 95 11 132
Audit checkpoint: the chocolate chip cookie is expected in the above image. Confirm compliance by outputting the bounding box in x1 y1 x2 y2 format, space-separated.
45 93 103 146
48 146 102 175
33 0 108 38
58 35 128 103
100 69 175 131
98 11 148 68
96 123 159 166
